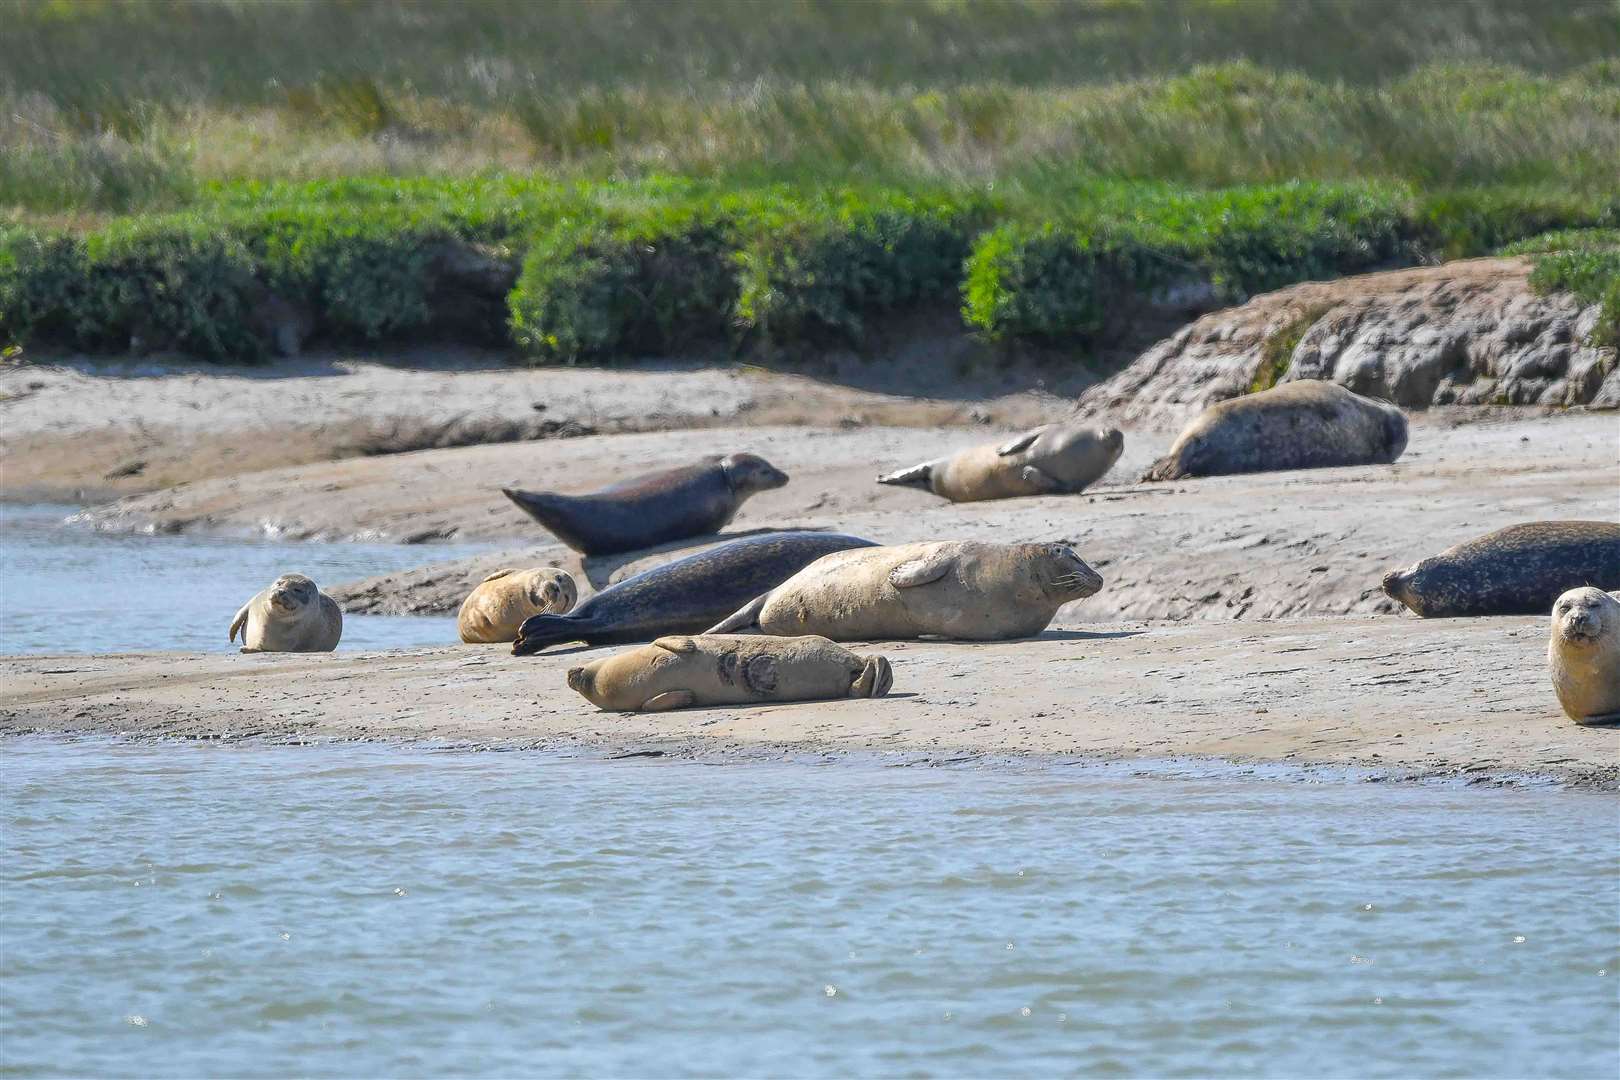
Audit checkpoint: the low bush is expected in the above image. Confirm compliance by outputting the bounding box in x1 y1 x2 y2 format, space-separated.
1529 245 1620 349
0 227 89 349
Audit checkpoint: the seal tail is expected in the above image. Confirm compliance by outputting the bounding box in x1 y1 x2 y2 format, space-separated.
502 487 565 527
511 613 583 656
876 462 932 489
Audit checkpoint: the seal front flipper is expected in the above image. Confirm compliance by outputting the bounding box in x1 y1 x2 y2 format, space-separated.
875 461 935 489
229 601 251 644
652 636 699 653
888 552 957 589
1018 465 1064 494
705 593 770 634
640 690 696 712
996 428 1046 456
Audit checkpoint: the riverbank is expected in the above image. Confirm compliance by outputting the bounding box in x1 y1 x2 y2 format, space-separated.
3 615 1614 788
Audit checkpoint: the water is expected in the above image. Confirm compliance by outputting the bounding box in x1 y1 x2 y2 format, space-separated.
3 738 1616 1078
0 505 478 653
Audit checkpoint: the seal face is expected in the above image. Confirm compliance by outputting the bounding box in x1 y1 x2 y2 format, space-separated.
457 566 577 643
565 634 894 712
877 424 1125 502
502 452 789 556
228 573 342 653
707 540 1104 642
1142 381 1407 481
1382 521 1620 617
1547 587 1620 724
511 531 879 655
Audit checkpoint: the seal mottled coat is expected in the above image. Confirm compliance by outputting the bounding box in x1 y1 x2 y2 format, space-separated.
877 423 1124 503
502 453 789 555
708 540 1103 642
511 531 878 655
1383 521 1620 618
567 634 893 712
1143 381 1407 481
1547 587 1620 724
229 573 342 653
457 567 577 644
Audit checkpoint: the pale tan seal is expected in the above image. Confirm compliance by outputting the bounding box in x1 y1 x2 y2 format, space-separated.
566 634 894 712
877 423 1124 502
707 540 1103 641
228 573 342 653
457 567 578 644
1143 381 1407 481
1547 587 1620 725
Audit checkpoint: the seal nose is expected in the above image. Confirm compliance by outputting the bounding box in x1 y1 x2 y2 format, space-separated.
566 666 588 692
1380 569 1406 599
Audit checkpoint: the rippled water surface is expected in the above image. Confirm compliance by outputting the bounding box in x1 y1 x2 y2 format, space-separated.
3 738 1616 1078
0 505 475 653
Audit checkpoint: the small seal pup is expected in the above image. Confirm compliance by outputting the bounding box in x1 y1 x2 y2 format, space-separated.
502 453 789 556
566 634 894 712
877 423 1124 502
228 573 342 653
1547 587 1620 725
1382 521 1620 618
1142 381 1407 481
457 566 577 644
707 540 1103 641
512 531 878 655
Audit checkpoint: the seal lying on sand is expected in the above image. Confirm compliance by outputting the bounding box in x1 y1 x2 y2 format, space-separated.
707 540 1103 641
1382 521 1620 617
877 423 1124 502
1547 587 1620 725
566 634 894 712
457 567 577 644
1142 381 1407 481
503 453 789 556
229 573 342 653
512 531 878 655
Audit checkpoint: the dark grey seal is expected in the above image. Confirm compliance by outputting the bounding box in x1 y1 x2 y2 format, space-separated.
503 453 789 556
1143 381 1407 481
511 531 878 654
1381 521 1620 617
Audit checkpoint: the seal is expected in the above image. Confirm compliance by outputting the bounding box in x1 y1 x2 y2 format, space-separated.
1142 381 1407 481
457 566 577 644
707 540 1104 641
1547 587 1620 725
502 453 789 556
1382 521 1620 617
566 634 894 712
511 531 879 655
228 573 342 653
877 423 1124 502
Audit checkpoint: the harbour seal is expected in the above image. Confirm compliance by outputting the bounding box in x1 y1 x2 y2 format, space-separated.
502 453 789 556
707 540 1104 641
566 634 893 712
228 573 342 653
877 423 1124 502
1382 521 1620 618
511 531 878 655
457 566 577 644
1547 588 1620 725
1142 381 1407 481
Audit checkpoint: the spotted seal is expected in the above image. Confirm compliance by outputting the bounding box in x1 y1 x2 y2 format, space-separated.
457 566 577 644
228 573 342 653
1547 587 1620 724
707 540 1103 641
511 531 878 655
503 453 789 556
1142 381 1407 481
566 634 894 712
877 423 1124 502
1382 521 1620 617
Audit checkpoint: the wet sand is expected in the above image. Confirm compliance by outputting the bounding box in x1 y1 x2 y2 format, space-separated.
3 616 1614 787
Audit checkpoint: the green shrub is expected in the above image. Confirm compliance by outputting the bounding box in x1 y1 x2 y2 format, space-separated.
1529 246 1620 349
0 227 89 349
508 203 740 363
1416 189 1620 260
1496 228 1620 256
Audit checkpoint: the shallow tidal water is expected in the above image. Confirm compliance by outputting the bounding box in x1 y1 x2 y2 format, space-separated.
0 504 474 653
3 738 1617 1078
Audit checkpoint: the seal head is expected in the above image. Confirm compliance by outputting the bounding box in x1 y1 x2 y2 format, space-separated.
1547 587 1620 724
720 453 789 496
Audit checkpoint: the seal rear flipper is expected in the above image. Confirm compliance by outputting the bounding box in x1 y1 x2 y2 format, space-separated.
511 613 582 655
875 462 934 489
850 655 893 698
640 690 695 712
705 593 770 634
228 602 251 644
